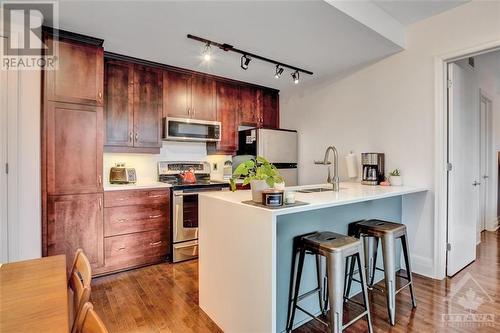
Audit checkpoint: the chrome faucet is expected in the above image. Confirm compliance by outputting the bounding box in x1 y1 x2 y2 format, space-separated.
314 146 340 191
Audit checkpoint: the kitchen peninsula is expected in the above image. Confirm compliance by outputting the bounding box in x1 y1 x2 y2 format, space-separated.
198 182 427 332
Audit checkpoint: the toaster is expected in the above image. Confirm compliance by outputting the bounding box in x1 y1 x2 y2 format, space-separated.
109 164 137 184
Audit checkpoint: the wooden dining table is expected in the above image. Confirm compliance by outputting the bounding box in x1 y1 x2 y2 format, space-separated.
0 255 69 333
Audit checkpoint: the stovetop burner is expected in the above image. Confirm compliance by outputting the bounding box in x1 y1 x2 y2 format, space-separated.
158 161 229 190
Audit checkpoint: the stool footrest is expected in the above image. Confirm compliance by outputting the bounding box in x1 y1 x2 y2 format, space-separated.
296 305 329 327
343 311 370 330
396 281 412 295
291 287 321 303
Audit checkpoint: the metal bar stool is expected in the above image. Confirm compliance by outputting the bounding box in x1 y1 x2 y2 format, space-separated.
346 219 417 326
286 231 373 333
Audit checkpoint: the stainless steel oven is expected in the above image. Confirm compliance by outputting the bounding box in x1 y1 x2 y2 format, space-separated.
163 117 221 142
172 186 228 262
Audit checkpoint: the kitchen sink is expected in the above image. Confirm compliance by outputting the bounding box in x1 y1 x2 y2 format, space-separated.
297 187 334 193
297 187 347 193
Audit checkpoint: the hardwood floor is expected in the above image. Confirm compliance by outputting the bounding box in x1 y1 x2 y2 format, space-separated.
92 231 500 332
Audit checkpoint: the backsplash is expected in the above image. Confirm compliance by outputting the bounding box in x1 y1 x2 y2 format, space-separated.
103 141 231 183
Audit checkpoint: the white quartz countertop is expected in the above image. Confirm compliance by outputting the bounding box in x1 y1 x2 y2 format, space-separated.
104 182 172 191
199 182 428 216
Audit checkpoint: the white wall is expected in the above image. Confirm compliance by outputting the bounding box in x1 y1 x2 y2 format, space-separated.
280 1 500 278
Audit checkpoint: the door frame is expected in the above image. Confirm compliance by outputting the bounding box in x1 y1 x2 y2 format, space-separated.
478 92 493 238
434 40 500 279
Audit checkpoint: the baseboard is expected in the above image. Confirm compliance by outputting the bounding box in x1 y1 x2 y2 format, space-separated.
411 254 434 279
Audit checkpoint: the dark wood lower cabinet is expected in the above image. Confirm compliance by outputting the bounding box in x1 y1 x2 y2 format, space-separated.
103 229 169 272
94 189 171 276
47 193 104 271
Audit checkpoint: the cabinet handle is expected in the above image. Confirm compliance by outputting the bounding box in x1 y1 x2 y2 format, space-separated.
150 241 162 246
99 198 102 210
98 91 102 101
118 246 126 251
98 175 102 186
117 218 128 223
135 132 138 142
193 108 196 117
149 214 162 219
148 194 163 198
129 132 133 143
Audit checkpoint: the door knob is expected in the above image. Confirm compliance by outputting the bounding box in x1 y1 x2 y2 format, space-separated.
472 181 481 186
483 175 489 179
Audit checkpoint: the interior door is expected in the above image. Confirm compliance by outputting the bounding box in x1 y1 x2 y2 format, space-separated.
0 36 8 262
447 62 479 276
478 95 490 238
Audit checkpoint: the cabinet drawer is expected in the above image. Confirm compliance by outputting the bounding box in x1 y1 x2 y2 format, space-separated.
104 189 170 207
104 203 169 237
104 230 168 271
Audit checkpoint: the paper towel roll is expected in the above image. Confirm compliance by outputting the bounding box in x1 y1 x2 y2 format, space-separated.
345 152 358 179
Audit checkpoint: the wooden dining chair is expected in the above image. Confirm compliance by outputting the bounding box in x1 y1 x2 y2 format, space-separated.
74 302 109 333
68 248 92 333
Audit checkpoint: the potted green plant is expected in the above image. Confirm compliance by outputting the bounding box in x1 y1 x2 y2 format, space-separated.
230 156 284 203
389 169 403 186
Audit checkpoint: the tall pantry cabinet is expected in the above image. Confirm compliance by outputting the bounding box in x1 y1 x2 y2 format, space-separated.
41 30 105 271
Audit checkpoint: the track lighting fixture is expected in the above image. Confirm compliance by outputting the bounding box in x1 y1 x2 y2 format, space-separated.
274 65 284 79
291 70 300 84
187 34 313 84
241 54 251 70
202 43 211 61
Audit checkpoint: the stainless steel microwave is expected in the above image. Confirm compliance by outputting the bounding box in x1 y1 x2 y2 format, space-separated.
163 117 221 142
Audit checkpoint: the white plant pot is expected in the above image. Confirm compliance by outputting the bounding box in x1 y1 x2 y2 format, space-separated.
390 176 403 186
274 182 285 191
251 179 270 203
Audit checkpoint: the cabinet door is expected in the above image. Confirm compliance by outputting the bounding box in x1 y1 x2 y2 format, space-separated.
261 90 279 129
133 65 163 148
214 81 239 154
45 101 103 195
191 75 216 121
47 193 104 271
163 70 191 118
104 60 134 146
45 36 103 106
239 86 261 126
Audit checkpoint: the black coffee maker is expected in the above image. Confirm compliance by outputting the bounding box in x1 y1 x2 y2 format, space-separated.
361 153 385 185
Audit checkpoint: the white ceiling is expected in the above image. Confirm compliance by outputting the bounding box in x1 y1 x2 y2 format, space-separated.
373 0 468 26
55 0 467 91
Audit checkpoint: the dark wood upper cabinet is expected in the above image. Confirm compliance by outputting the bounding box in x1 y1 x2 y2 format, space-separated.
45 101 103 195
103 59 163 151
133 65 163 148
239 85 260 126
163 70 192 118
191 75 216 121
209 81 239 154
104 60 134 146
47 193 104 271
45 36 104 106
261 89 279 129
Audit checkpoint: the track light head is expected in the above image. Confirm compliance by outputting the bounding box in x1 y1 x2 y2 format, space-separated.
274 65 284 79
202 43 211 61
291 70 300 84
241 54 251 70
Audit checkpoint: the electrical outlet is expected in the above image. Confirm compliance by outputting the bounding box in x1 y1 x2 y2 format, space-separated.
213 163 218 171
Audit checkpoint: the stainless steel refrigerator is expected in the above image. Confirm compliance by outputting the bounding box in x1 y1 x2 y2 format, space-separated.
235 128 298 186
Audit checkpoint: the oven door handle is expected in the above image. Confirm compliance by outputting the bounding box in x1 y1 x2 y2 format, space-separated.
174 192 199 197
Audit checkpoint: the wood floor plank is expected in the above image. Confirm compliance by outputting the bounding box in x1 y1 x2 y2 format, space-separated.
92 231 500 332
